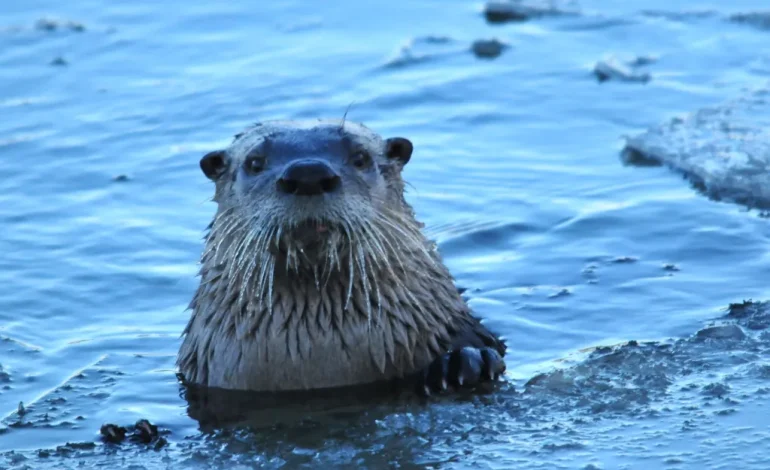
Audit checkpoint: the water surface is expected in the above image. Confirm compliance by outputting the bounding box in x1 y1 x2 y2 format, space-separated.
2 0 770 468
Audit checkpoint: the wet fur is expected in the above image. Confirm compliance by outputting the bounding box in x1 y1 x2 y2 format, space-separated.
177 119 504 392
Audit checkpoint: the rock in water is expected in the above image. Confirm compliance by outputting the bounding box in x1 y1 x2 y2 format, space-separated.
621 87 770 209
483 0 577 23
593 57 651 83
471 38 510 59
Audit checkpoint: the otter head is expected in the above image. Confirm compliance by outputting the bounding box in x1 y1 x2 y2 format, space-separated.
198 120 421 287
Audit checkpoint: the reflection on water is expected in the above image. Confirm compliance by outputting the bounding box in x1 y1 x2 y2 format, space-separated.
1 0 770 468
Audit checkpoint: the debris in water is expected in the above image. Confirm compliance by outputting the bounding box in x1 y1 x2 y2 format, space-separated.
100 423 127 444
35 18 58 31
50 57 68 67
593 56 651 83
112 174 130 182
483 0 578 23
99 419 166 447
35 18 86 32
471 38 510 59
134 419 159 443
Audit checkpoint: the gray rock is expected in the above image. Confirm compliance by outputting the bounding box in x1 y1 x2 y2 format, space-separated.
471 38 510 59
593 57 651 83
483 0 578 23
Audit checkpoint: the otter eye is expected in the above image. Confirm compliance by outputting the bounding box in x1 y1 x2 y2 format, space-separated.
244 156 265 174
351 150 371 170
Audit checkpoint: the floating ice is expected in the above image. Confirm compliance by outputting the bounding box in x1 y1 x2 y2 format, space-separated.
622 87 770 209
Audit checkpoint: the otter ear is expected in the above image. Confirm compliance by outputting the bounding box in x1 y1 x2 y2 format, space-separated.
385 137 413 166
200 150 228 181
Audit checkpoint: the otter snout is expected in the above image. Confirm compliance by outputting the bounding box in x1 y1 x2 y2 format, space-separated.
277 159 341 196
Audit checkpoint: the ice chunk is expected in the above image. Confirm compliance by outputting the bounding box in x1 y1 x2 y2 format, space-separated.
622 87 770 209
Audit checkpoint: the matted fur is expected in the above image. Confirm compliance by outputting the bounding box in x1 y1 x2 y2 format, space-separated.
177 119 502 392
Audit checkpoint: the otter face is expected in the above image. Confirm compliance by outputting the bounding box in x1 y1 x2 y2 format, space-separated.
199 120 414 264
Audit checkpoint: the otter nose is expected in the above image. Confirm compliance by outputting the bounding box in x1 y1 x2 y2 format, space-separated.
277 160 341 196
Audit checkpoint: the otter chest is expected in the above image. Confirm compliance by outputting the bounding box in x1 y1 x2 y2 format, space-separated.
186 286 428 391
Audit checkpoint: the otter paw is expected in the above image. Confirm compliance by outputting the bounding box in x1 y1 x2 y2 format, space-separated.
420 346 505 395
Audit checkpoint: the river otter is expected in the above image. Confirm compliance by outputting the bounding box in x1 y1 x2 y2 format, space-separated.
177 119 506 396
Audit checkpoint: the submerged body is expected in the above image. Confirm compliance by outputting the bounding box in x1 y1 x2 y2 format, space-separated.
177 119 505 394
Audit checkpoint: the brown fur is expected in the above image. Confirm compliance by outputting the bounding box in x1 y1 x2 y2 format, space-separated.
177 119 503 392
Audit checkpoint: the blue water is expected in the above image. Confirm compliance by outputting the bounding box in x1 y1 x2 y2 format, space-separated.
2 0 770 468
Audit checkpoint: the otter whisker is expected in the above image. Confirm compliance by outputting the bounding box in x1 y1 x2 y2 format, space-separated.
224 219 253 268
249 212 272 251
367 225 412 298
345 211 379 323
322 232 342 290
371 264 382 326
357 237 383 327
371 214 418 269
238 218 277 310
359 219 396 277
341 221 356 311
232 225 259 277
376 213 438 268
340 101 356 131
274 225 283 250
257 223 281 307
319 237 331 285
356 220 385 267
239 256 258 310
207 216 245 262
354 241 372 323
210 206 241 238
256 252 273 311
367 220 406 274
208 205 235 231
266 255 276 315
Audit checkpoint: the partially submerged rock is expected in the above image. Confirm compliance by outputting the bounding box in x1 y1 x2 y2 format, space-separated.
593 56 651 83
622 87 770 209
483 0 578 24
471 38 510 59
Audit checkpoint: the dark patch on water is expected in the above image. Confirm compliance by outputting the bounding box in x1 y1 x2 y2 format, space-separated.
729 12 770 31
483 0 580 24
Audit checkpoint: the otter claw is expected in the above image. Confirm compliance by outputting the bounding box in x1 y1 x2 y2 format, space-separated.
419 346 505 395
480 347 506 380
